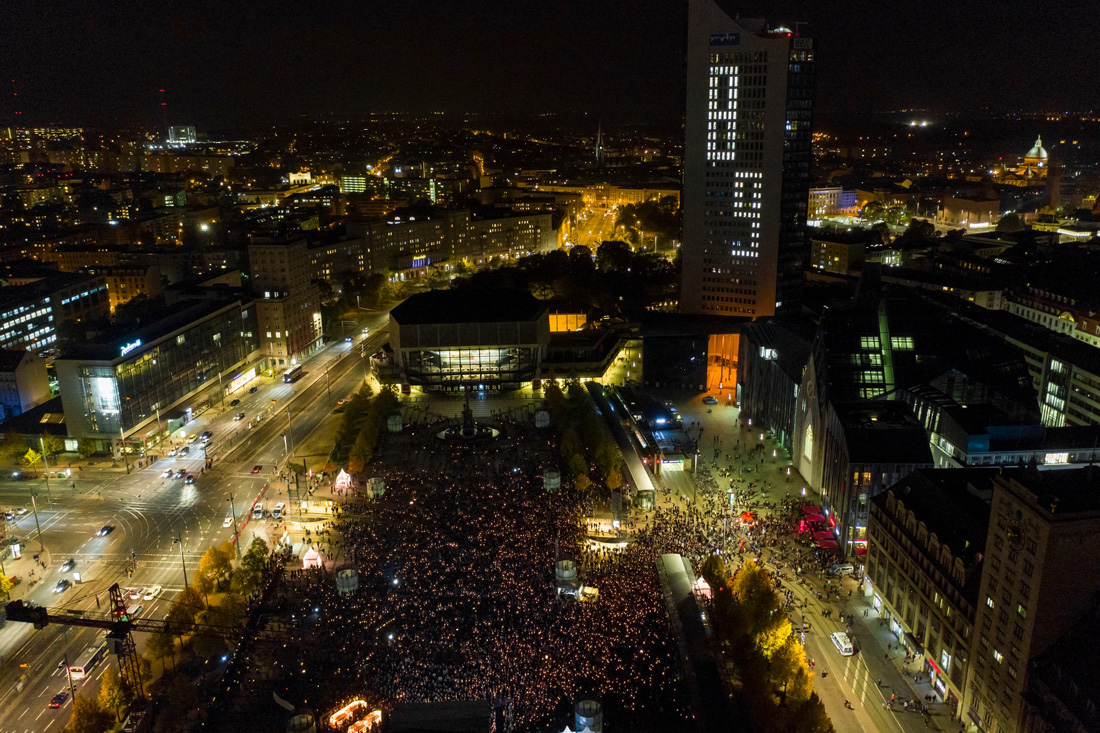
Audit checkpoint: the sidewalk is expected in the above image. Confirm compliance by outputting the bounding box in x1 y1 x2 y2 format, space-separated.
1 537 51 602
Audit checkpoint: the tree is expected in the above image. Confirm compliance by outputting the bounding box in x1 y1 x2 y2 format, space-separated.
240 537 268 582
347 426 375 473
198 545 231 581
769 635 807 698
21 448 42 477
77 438 97 459
0 431 27 465
177 584 206 615
192 570 215 602
146 632 176 672
997 212 1024 232
99 665 130 721
605 467 623 491
204 592 246 634
164 603 198 643
40 433 65 458
754 614 793 659
791 692 833 733
190 629 227 661
0 572 13 598
574 473 592 492
66 694 113 733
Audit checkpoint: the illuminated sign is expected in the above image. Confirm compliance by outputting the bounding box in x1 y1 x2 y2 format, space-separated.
120 340 142 356
709 32 740 46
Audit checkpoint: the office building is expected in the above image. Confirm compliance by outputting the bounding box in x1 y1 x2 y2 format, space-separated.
968 468 1100 733
867 468 997 721
681 0 815 317
247 235 323 370
0 272 109 352
79 263 163 313
167 126 197 145
54 299 260 449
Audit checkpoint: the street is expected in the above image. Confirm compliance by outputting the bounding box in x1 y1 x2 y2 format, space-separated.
0 311 388 732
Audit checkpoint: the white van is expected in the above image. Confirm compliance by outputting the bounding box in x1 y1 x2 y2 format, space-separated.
828 563 855 576
252 503 264 520
830 631 854 656
272 502 285 519
124 604 143 619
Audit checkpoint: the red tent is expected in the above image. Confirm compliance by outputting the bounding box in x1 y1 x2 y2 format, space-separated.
801 505 824 515
812 531 834 542
816 538 839 549
804 513 826 523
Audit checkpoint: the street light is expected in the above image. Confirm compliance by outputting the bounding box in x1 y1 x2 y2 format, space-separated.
173 529 189 588
30 493 43 551
227 494 241 559
39 436 53 507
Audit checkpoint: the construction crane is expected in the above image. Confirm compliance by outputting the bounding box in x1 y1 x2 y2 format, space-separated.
4 582 261 712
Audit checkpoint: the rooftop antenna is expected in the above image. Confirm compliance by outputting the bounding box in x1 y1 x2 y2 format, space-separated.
158 88 169 140
595 121 604 165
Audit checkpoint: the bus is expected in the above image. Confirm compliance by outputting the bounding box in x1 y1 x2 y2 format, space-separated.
68 640 109 680
282 365 303 383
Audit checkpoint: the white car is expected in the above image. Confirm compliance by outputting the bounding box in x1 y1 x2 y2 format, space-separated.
702 396 719 405
222 515 234 528
125 587 141 600
162 469 173 478
142 585 162 600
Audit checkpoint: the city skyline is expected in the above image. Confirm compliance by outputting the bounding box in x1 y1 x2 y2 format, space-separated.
4 0 1095 130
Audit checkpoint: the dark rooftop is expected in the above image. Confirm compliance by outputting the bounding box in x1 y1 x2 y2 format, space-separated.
836 401 934 465
1002 466 1100 516
390 289 547 326
873 468 996 604
59 298 242 361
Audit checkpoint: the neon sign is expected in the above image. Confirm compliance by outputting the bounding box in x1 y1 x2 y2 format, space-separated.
120 340 142 356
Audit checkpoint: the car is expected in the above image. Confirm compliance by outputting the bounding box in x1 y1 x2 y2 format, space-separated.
52 579 71 593
200 431 213 441
702 396 719 405
127 587 142 600
143 585 162 600
174 469 185 478
828 563 855 576
59 558 76 573
49 691 70 708
336 398 346 406
187 434 197 443
251 465 262 474
96 525 113 536
162 469 174 478
222 515 234 528
179 446 190 455
362 327 370 334
15 507 27 515
344 336 353 342
3 511 13 522
167 448 179 457
249 386 259 394
233 412 246 421
184 474 195 484
229 398 241 406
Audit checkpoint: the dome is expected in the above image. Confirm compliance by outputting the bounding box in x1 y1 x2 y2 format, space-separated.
1025 135 1048 160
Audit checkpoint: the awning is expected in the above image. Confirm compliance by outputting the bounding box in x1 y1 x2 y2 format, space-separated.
855 545 867 556
804 513 826 523
816 538 839 549
739 511 757 523
812 531 834 542
802 505 823 515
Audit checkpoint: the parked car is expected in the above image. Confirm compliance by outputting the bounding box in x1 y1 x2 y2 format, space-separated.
249 386 259 394
828 563 855 576
702 395 719 405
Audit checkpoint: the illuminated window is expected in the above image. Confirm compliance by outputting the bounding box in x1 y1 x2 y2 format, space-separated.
859 336 880 349
992 649 1003 663
890 336 914 350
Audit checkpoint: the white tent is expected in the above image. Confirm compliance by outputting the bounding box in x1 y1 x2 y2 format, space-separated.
302 546 323 569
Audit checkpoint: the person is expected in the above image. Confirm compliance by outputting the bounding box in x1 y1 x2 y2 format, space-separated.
844 700 852 709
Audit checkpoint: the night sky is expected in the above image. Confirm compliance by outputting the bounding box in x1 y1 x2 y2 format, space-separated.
4 0 1095 130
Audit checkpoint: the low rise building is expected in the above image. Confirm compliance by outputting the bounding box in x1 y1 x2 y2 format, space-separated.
0 348 51 421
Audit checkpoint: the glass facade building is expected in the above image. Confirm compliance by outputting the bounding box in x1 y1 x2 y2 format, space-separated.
400 346 541 391
56 300 260 445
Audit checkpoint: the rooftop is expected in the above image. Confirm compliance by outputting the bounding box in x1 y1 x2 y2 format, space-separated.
59 298 243 361
390 288 547 326
1001 466 1100 516
836 401 934 465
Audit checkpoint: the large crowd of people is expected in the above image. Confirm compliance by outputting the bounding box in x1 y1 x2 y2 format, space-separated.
292 414 692 732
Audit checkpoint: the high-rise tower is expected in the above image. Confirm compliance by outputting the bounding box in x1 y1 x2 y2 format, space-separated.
680 0 815 318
